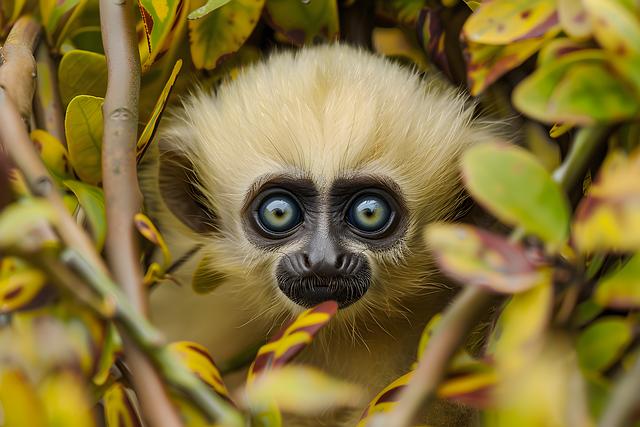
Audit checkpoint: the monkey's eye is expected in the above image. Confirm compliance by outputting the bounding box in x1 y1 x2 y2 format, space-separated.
257 193 303 234
347 194 393 234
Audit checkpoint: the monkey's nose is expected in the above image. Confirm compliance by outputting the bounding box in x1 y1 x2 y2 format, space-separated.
300 252 346 276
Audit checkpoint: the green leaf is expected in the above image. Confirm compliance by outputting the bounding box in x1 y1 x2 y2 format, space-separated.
513 50 640 124
374 0 427 26
463 0 559 44
244 366 363 416
58 50 107 105
1 0 27 26
425 223 552 293
103 382 142 427
192 255 228 294
30 130 73 180
63 180 106 251
136 60 183 162
188 0 265 70
462 142 570 248
595 254 640 309
40 0 88 48
584 0 640 57
188 0 231 19
65 95 104 185
577 317 632 373
92 323 122 386
524 123 561 172
264 0 339 46
572 149 640 252
0 200 58 249
137 0 184 69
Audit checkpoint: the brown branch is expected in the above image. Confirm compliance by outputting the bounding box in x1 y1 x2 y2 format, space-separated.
385 287 495 427
98 1 184 426
0 16 40 121
33 40 66 146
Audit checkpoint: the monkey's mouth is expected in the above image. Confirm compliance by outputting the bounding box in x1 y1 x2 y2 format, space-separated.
275 264 371 309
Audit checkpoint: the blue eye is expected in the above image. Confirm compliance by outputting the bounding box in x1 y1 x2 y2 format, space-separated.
257 194 303 233
347 194 392 233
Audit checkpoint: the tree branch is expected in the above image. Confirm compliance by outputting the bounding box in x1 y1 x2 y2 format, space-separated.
0 15 40 121
98 0 185 426
598 345 640 427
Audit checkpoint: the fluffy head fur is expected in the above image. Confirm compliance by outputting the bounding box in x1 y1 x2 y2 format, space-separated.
145 44 499 325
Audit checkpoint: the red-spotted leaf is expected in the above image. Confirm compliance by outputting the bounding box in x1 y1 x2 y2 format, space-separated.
462 142 570 248
137 0 185 69
0 268 47 314
374 0 427 26
0 199 59 249
464 33 556 96
30 130 73 180
103 382 143 427
264 0 339 46
537 38 589 66
247 301 338 384
418 7 454 79
595 254 640 309
573 149 640 252
558 0 591 39
513 50 640 124
357 371 412 426
137 60 182 163
584 0 640 57
169 341 233 402
425 223 551 294
463 0 559 45
436 370 497 409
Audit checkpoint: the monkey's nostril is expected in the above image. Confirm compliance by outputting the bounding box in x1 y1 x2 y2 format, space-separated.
302 253 311 269
334 254 345 270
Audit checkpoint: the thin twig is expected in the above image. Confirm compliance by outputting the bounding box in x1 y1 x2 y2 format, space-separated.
598 345 640 427
98 0 185 425
33 40 66 146
385 125 610 427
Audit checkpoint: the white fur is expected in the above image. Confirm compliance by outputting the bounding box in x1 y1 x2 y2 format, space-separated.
142 44 502 426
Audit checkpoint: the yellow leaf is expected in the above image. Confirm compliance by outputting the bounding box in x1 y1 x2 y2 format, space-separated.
30 130 73 180
244 366 363 416
137 60 183 162
0 269 47 314
188 0 265 70
103 382 142 427
39 371 96 427
584 0 640 57
0 369 46 427
464 0 559 45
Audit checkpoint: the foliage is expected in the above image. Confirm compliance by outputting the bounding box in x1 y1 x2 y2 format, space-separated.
1 0 640 426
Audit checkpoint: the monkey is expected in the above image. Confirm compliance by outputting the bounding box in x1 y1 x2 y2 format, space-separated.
140 44 503 426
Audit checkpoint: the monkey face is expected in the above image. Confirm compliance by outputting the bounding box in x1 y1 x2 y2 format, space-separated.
241 176 408 309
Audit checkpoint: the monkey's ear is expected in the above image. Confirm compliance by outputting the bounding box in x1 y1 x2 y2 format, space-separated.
158 150 219 234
